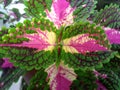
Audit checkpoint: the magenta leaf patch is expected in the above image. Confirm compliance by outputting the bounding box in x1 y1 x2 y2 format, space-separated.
63 34 107 54
96 80 107 90
104 28 120 44
46 0 74 28
1 58 13 68
45 63 77 90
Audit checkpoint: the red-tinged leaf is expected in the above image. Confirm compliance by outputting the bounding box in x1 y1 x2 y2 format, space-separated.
45 62 77 90
0 29 56 52
46 0 74 28
63 34 107 54
104 28 120 44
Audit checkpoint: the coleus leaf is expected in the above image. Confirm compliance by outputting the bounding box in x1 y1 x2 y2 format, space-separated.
0 47 57 70
93 4 120 29
0 18 56 44
0 18 57 70
69 0 96 22
24 0 96 28
97 70 120 90
61 21 114 69
45 62 77 90
46 0 96 28
71 69 97 90
62 51 115 69
102 56 120 73
62 34 107 54
104 28 120 44
46 0 74 28
62 21 110 52
93 70 107 90
1 29 56 51
0 68 26 90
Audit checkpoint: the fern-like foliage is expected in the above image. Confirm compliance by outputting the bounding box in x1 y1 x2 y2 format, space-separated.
93 4 120 29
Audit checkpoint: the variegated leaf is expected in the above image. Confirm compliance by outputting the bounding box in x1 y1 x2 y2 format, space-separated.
0 29 56 51
0 18 57 70
24 0 96 28
46 0 74 28
0 47 57 70
63 34 107 54
46 0 96 28
104 28 120 44
61 21 114 69
45 62 77 90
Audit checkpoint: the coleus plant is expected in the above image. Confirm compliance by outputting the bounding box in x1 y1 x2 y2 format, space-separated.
0 0 120 90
